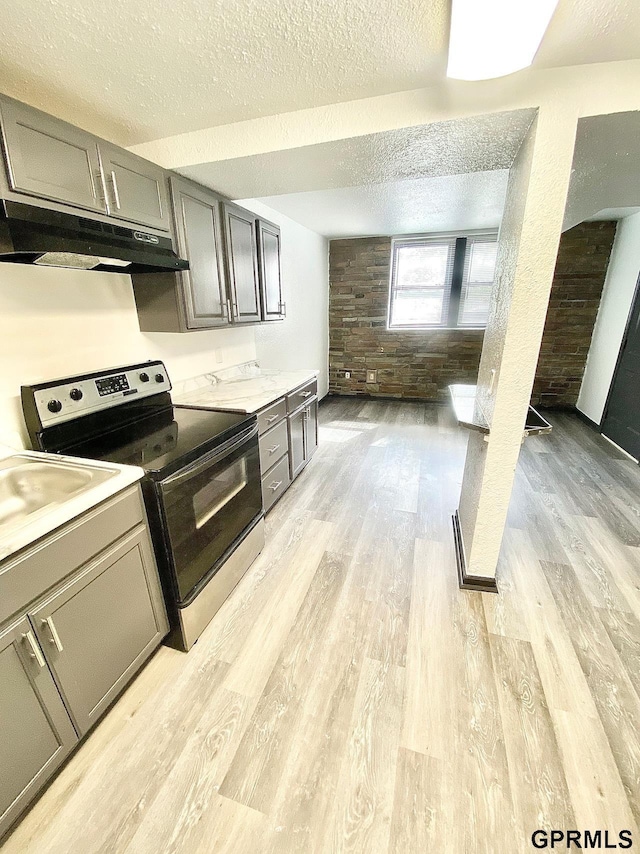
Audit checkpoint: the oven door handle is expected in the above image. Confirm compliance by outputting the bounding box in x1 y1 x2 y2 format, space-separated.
160 422 258 489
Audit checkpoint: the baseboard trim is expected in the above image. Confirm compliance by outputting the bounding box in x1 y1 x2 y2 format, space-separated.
452 511 498 594
324 392 448 406
573 407 601 432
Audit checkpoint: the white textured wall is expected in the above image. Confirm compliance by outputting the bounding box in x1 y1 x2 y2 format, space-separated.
0 264 256 448
458 105 578 581
577 211 640 424
239 199 329 397
0 202 328 448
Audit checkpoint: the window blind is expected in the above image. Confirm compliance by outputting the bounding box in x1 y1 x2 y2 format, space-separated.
458 238 498 327
388 238 457 328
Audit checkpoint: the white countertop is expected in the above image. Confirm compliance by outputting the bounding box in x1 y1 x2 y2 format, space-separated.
0 448 144 564
175 364 320 414
448 384 490 434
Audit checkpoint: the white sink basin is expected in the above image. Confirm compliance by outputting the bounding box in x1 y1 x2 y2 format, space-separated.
0 455 118 537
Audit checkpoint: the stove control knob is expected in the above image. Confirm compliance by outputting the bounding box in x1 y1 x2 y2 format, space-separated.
139 372 149 383
155 373 165 383
69 388 83 401
47 399 63 413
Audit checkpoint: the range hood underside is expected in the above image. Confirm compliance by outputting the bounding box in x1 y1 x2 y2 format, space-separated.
0 201 189 274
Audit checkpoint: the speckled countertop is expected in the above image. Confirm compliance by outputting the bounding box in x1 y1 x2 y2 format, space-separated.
0 448 144 564
174 363 320 414
448 384 490 434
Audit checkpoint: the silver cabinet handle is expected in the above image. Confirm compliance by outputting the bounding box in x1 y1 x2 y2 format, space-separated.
266 414 279 424
267 444 280 454
110 171 121 210
226 298 234 320
23 631 45 668
42 617 64 652
300 391 312 398
94 169 106 204
268 480 282 491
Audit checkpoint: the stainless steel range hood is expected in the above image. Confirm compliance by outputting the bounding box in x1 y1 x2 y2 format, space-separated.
0 200 189 273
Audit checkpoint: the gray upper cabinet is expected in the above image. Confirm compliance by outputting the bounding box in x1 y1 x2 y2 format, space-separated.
0 95 171 233
28 525 166 737
98 143 171 232
0 96 105 214
257 218 284 321
171 177 229 328
222 202 261 323
0 616 77 838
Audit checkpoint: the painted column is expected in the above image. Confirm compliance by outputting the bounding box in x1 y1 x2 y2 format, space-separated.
456 105 578 589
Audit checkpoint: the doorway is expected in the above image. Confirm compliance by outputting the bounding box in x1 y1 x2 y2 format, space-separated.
601 276 640 461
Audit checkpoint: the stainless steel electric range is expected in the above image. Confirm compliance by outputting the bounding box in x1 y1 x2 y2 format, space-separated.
21 360 264 651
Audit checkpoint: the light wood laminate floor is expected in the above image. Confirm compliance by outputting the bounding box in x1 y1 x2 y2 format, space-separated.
4 398 640 853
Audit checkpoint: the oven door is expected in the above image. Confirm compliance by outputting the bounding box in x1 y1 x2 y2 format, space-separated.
158 422 262 604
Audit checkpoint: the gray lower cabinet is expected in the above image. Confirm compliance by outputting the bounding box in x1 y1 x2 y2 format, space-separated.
0 96 105 214
0 617 77 838
261 455 291 512
258 418 288 473
288 398 318 481
0 486 168 840
306 397 319 460
288 405 307 480
256 386 319 514
28 525 166 736
222 202 261 323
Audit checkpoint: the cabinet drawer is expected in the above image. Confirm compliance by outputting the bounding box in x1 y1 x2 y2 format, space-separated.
257 397 287 434
0 485 144 627
259 419 288 472
287 379 318 413
261 455 291 513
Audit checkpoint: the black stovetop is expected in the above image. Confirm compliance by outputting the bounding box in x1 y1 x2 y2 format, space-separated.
61 404 255 478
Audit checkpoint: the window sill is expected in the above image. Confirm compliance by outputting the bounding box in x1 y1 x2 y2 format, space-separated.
386 326 487 332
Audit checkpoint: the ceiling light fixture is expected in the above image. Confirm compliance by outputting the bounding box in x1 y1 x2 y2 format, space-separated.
447 0 560 81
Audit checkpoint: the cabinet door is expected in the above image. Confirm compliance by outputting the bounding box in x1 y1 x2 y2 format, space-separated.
29 526 167 736
0 96 105 213
257 218 284 321
222 202 261 323
0 617 77 839
98 143 171 232
170 177 229 328
288 407 306 480
304 398 318 463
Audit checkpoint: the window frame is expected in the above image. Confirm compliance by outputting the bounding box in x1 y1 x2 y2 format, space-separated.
386 231 498 331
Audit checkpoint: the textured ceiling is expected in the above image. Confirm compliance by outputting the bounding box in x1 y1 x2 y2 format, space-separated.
180 110 534 199
0 0 639 146
564 111 640 228
250 170 509 238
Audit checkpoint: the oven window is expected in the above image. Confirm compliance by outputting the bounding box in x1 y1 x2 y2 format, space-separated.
159 432 262 604
193 457 248 529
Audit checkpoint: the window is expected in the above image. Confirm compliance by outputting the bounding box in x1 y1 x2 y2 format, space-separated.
388 233 498 329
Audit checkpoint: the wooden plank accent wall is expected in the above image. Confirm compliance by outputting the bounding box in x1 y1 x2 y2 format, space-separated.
328 222 617 407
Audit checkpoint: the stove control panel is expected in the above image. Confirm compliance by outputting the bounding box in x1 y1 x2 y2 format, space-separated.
22 361 172 431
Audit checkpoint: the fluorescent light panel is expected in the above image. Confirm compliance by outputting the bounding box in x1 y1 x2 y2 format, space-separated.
447 0 560 81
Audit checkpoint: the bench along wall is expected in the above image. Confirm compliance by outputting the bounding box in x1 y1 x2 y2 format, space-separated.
328 221 616 405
